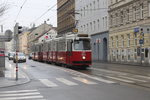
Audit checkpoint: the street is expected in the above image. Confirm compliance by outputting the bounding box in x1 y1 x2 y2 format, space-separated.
0 58 150 100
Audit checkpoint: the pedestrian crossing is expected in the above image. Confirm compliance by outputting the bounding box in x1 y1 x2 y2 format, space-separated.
38 74 150 88
39 77 100 88
0 89 45 100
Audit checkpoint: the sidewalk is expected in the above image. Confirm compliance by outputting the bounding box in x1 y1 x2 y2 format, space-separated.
92 61 150 77
0 63 30 88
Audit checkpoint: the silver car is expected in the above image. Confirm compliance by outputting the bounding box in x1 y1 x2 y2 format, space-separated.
13 52 26 63
8 52 15 60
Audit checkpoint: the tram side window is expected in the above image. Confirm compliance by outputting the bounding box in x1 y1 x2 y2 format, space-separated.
67 41 72 51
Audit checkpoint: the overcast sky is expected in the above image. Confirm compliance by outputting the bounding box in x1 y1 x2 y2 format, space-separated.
0 0 57 32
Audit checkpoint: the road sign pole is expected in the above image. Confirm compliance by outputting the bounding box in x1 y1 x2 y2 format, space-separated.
14 23 19 81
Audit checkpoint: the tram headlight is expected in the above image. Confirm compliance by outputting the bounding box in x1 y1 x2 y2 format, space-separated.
82 56 86 60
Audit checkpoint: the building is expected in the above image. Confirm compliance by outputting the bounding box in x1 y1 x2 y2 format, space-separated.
57 0 75 36
75 0 109 61
108 0 150 65
38 27 57 43
18 31 29 55
28 22 56 53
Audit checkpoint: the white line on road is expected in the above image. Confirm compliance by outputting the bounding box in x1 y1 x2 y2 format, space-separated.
105 76 135 83
56 78 78 86
118 76 147 82
89 76 116 84
39 79 58 87
0 92 40 97
133 75 150 80
73 77 98 84
0 95 44 100
91 68 127 75
0 90 38 94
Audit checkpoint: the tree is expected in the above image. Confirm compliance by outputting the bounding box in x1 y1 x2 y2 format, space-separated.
0 2 8 17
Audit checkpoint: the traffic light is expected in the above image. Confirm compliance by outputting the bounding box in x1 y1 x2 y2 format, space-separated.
17 26 22 34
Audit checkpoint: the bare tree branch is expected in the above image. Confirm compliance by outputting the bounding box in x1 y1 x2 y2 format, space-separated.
0 3 8 17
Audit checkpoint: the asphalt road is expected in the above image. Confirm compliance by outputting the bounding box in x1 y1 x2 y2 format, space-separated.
0 58 150 100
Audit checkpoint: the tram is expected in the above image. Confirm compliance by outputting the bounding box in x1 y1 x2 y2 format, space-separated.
32 33 92 69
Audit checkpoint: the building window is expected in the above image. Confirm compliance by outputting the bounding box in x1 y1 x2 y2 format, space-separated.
90 22 92 32
105 16 107 29
126 9 129 22
134 33 137 46
111 37 113 47
127 49 131 61
121 35 124 47
90 3 92 13
133 7 136 21
103 17 105 28
97 19 100 30
127 34 130 47
87 24 89 33
86 5 88 16
84 7 85 17
84 25 86 31
110 15 113 26
93 21 96 31
120 11 124 24
116 36 118 48
81 26 83 31
115 13 118 25
140 3 144 19
97 0 100 9
122 50 124 61
93 1 95 10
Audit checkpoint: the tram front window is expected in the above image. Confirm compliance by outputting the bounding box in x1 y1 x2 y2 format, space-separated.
74 39 91 50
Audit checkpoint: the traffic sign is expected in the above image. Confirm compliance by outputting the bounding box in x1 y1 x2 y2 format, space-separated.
139 39 144 44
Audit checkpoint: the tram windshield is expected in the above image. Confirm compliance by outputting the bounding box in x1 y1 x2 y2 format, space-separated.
74 39 91 50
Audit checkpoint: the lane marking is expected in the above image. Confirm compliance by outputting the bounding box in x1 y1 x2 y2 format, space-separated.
89 76 116 84
73 77 98 84
60 68 116 84
39 79 58 87
56 78 78 86
105 76 135 83
91 68 127 75
133 75 150 80
0 92 40 97
0 95 44 100
118 76 147 82
0 90 38 94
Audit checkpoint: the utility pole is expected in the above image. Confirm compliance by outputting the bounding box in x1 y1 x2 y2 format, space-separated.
14 23 22 80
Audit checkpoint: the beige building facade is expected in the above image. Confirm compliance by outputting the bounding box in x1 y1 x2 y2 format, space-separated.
18 31 29 55
28 22 54 53
108 0 150 65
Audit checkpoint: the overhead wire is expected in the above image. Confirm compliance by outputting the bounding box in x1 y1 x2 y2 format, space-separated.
32 3 57 23
14 0 27 22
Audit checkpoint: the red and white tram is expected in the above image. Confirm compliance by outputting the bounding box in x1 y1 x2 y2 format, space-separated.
32 33 92 69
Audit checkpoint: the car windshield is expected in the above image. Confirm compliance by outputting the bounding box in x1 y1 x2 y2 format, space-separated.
74 39 91 50
10 53 15 56
18 53 25 56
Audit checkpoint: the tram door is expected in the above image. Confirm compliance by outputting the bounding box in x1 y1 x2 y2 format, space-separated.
67 41 72 65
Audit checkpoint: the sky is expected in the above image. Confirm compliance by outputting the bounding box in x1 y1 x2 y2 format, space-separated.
0 0 57 32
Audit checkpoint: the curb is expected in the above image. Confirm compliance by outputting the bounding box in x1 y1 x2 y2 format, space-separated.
0 68 31 88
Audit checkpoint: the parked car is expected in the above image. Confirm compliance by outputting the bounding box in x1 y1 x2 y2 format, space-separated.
8 52 15 60
13 52 26 63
